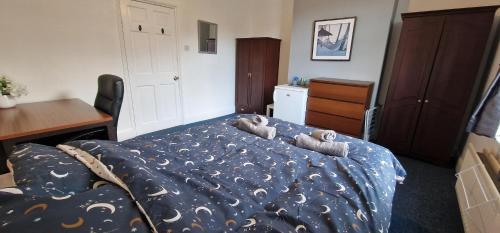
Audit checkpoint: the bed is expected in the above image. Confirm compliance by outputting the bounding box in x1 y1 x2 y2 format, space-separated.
0 115 406 233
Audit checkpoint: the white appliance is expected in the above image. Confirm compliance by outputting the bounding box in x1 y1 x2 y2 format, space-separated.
273 84 308 125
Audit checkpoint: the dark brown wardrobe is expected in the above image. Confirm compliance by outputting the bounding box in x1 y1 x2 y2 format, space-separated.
235 37 281 114
378 6 498 165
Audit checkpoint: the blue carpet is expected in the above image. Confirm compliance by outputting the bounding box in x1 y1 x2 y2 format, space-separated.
390 156 463 233
136 114 464 233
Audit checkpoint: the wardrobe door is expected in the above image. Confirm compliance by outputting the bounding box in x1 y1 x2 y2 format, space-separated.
248 39 266 114
236 39 252 113
378 16 444 154
411 12 495 163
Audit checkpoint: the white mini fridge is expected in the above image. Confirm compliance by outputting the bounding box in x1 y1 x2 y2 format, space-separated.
273 84 309 125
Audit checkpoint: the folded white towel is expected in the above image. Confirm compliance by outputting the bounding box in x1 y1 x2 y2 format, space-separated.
311 130 336 142
236 118 276 139
296 133 348 157
252 115 269 126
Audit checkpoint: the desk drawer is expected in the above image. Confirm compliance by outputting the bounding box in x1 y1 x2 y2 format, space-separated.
307 97 365 120
308 81 370 104
306 110 362 137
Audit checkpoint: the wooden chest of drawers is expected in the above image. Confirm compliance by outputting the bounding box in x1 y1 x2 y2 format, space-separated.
306 78 374 138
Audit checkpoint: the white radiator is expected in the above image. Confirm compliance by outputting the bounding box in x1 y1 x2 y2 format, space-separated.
455 143 500 233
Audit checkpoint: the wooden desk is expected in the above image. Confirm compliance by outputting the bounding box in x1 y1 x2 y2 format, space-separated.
0 99 114 173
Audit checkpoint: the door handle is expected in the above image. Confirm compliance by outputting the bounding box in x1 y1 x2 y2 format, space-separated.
173 76 179 81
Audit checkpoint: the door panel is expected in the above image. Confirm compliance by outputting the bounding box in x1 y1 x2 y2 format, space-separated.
137 85 157 123
123 1 182 135
249 40 266 114
235 39 251 113
131 32 153 75
411 12 495 162
378 16 444 154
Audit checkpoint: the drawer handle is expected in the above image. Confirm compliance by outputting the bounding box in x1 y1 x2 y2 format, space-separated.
286 94 290 97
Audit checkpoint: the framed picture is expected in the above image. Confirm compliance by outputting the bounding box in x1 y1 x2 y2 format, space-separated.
311 17 356 61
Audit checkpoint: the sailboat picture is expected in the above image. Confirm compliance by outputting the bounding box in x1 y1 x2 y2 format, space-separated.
312 17 356 61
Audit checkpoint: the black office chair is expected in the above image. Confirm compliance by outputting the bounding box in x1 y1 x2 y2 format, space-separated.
94 74 124 129
65 74 124 142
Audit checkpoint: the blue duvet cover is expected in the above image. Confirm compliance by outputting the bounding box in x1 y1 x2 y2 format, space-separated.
1 115 405 233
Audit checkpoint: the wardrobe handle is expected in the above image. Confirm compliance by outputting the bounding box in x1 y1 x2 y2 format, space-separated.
417 99 421 103
161 28 165 34
424 99 429 103
248 73 252 79
138 25 142 32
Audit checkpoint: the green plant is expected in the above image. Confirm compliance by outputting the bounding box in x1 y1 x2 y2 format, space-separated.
0 75 28 97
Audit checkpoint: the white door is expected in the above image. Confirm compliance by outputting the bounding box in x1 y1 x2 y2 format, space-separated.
121 1 182 135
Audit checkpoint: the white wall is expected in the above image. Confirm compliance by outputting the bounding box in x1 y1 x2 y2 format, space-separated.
288 0 397 106
0 0 136 139
0 0 292 140
176 0 291 123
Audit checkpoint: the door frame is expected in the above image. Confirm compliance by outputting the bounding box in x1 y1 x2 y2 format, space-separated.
115 0 185 139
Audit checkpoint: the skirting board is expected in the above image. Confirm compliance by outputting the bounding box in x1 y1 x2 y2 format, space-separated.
183 107 235 125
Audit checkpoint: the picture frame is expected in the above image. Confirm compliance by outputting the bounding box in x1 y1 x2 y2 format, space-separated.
311 17 356 61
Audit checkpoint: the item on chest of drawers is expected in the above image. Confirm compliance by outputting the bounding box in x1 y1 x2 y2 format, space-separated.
306 78 373 138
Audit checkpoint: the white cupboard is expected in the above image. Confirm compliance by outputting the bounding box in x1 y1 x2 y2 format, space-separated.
273 85 308 125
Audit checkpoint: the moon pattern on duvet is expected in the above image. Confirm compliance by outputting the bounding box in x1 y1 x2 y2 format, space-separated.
163 209 182 223
34 154 54 159
147 187 168 197
253 188 267 196
295 194 306 204
242 218 256 228
86 203 116 214
158 159 170 166
320 205 331 214
295 224 307 232
61 217 84 229
336 183 346 192
50 170 69 178
234 177 243 182
195 206 212 216
229 199 240 207
356 209 368 222
205 155 214 162
275 207 287 216
51 194 72 200
308 173 321 179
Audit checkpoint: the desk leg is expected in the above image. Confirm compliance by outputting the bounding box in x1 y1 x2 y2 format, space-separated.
106 125 118 141
0 141 14 174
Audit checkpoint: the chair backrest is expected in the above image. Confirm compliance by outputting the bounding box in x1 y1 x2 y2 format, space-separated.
94 74 124 127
